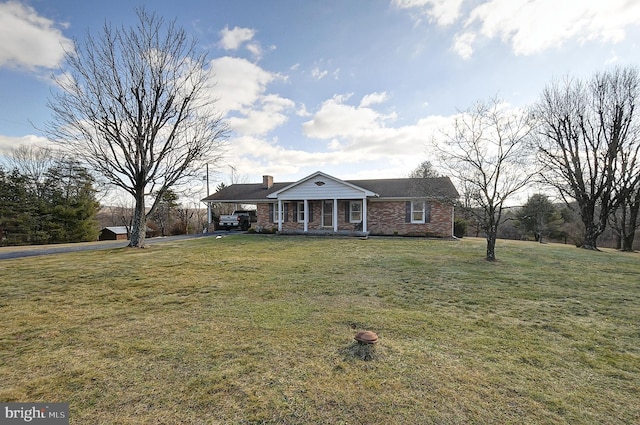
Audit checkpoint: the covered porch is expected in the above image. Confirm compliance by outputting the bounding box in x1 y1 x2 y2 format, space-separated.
268 198 369 236
265 171 378 236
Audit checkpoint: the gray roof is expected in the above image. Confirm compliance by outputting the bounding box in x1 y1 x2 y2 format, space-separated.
349 177 459 199
101 226 128 234
202 177 458 203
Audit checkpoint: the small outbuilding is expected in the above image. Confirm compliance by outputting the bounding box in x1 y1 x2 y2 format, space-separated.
99 226 129 241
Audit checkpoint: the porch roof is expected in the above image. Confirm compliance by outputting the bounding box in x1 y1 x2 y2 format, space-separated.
266 171 378 200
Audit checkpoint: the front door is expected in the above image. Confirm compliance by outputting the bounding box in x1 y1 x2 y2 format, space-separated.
322 200 333 227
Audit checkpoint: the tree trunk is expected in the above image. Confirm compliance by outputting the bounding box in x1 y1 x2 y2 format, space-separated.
621 200 639 251
129 193 146 248
581 223 600 250
621 233 635 252
486 228 497 261
578 202 601 250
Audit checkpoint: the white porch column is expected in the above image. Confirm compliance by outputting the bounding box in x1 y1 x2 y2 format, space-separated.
278 199 283 232
362 197 368 233
333 198 338 232
303 199 309 232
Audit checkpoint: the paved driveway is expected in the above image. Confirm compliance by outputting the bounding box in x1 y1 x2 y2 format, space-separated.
0 231 238 260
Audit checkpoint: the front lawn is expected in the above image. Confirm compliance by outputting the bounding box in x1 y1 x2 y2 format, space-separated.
1 236 638 424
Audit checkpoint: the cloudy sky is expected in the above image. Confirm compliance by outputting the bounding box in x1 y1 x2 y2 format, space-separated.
1 0 639 190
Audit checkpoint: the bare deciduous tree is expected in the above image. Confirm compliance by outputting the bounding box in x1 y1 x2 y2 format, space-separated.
409 160 441 179
44 9 227 247
610 97 640 251
2 145 58 197
436 98 537 261
533 67 639 250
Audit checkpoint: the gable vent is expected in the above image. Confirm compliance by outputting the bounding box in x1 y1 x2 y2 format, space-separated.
315 181 325 186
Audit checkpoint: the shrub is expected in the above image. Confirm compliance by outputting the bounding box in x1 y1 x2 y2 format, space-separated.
454 219 468 238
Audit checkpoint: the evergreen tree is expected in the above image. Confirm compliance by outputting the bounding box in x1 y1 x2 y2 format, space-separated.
150 189 180 236
41 159 100 243
516 194 564 242
0 160 99 246
0 168 38 245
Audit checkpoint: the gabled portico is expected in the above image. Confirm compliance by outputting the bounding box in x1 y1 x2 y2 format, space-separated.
266 171 378 234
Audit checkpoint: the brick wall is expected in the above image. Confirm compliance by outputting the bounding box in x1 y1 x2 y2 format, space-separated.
255 200 454 237
367 200 453 236
255 203 275 231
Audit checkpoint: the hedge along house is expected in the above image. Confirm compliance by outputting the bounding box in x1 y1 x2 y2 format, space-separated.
202 171 459 237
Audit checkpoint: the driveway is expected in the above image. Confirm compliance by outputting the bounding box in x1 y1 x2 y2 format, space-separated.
0 230 239 260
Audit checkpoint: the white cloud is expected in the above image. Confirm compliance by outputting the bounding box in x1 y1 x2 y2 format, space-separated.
246 42 263 59
218 26 266 60
461 0 640 57
0 1 74 70
227 135 354 172
222 92 416 179
302 93 383 140
227 95 295 136
302 92 442 161
209 56 280 114
221 92 514 182
360 92 389 108
452 31 475 59
0 134 52 156
208 56 294 136
311 67 328 80
218 26 256 50
224 107 458 182
393 0 464 26
296 103 312 117
394 0 640 58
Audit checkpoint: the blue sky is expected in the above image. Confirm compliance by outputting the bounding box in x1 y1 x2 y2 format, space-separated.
1 0 640 191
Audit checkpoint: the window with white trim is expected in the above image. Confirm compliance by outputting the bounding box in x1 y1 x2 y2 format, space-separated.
411 201 426 223
269 203 276 223
350 201 362 223
297 202 305 223
269 203 281 223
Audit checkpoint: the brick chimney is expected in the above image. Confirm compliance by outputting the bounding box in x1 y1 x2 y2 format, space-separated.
263 175 274 189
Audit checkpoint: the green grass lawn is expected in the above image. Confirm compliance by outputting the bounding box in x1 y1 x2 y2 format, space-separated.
1 236 638 424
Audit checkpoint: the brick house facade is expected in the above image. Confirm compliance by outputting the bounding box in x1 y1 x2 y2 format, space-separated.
203 171 458 237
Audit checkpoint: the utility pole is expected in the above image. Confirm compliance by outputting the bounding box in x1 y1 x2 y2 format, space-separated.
206 163 210 196
230 165 238 211
206 163 212 229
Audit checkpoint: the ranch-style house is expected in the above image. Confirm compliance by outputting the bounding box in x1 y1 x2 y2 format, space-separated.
202 171 459 237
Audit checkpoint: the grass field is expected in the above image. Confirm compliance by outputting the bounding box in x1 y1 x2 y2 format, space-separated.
1 235 638 424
